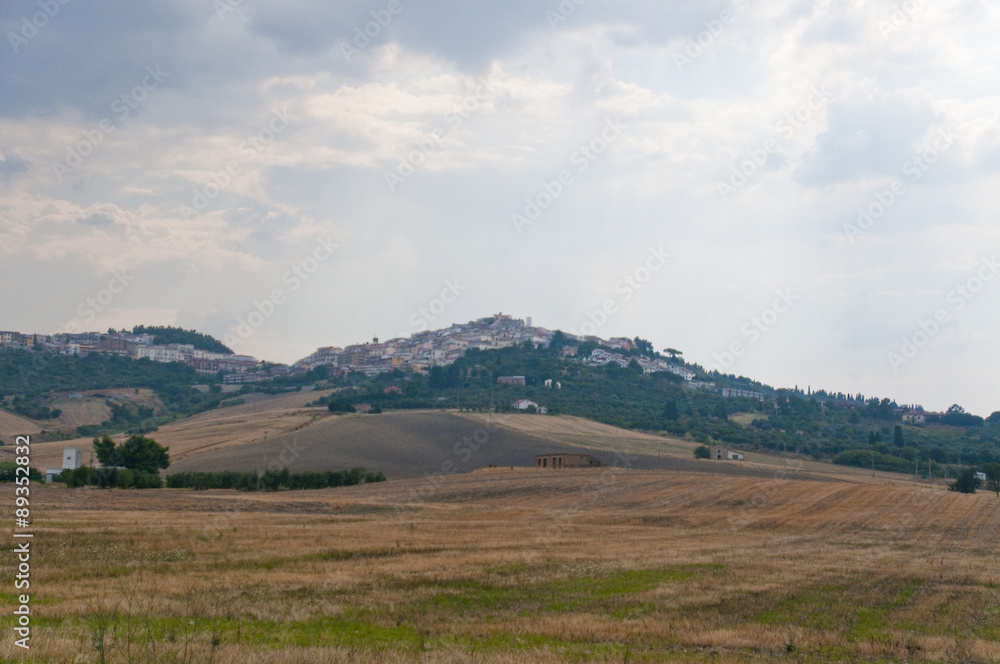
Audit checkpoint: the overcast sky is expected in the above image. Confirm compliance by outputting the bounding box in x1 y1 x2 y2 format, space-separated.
2 0 999 415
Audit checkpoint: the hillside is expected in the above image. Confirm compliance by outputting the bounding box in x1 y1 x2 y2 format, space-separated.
0 408 41 441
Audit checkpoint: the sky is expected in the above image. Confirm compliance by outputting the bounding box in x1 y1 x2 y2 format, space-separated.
1 0 999 416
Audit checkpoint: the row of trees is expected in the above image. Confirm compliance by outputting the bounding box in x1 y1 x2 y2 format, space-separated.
165 468 385 491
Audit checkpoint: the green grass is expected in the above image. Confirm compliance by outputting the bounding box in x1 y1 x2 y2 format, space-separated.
416 564 720 617
756 578 922 641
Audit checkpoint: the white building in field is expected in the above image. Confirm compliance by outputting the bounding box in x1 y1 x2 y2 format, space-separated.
63 447 83 470
47 446 84 482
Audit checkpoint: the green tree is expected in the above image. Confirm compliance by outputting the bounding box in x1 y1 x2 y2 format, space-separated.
983 463 1000 497
693 445 711 459
893 425 904 447
949 467 980 494
94 434 169 473
118 434 170 473
93 435 118 466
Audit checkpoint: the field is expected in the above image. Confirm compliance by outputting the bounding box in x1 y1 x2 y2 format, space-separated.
0 410 41 441
3 467 999 663
12 392 898 482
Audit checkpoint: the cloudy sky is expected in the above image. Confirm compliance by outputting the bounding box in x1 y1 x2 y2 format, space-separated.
2 0 999 415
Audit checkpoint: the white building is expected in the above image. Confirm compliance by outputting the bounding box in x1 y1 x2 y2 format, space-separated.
63 447 83 470
512 399 548 414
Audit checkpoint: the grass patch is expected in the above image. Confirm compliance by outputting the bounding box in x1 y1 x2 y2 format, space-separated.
756 577 922 641
416 564 719 617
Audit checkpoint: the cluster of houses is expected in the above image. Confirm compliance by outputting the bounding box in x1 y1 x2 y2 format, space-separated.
3 314 720 392
585 348 696 380
0 330 262 377
296 313 550 377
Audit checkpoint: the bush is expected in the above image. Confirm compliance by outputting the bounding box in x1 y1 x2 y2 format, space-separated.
0 462 43 482
949 467 981 494
693 445 711 459
60 466 162 489
166 468 386 491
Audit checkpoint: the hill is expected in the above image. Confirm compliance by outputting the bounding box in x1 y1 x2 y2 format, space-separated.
0 408 41 441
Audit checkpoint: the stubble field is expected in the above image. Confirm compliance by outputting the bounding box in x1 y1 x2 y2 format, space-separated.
2 467 999 663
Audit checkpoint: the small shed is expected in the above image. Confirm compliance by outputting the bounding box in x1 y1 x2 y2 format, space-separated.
535 453 603 469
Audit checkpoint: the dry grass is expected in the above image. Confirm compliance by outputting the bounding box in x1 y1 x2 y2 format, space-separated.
2 468 999 663
0 409 41 439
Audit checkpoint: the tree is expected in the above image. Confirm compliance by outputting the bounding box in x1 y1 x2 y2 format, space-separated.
893 425 904 447
663 399 679 421
118 434 170 473
93 435 118 466
693 445 711 459
94 434 169 473
984 463 1000 497
663 348 683 362
948 467 980 494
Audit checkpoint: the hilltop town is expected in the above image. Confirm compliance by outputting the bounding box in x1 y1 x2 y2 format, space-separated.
0 313 712 387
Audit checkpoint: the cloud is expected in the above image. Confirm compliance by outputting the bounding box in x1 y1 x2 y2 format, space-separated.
2 0 1000 417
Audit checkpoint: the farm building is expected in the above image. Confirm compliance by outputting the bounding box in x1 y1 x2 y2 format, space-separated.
709 446 744 460
535 453 603 469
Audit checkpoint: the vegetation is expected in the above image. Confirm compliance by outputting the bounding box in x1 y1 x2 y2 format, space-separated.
165 467 385 491
984 462 1000 497
61 465 163 488
3 331 1000 482
3 394 61 419
949 467 981 494
130 325 233 354
94 434 170 474
308 339 1000 480
694 444 711 459
0 461 42 482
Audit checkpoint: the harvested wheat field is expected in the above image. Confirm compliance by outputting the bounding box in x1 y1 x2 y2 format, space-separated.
3 468 1000 663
